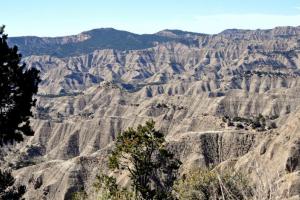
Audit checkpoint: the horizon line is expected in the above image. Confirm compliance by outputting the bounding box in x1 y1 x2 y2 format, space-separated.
7 25 300 38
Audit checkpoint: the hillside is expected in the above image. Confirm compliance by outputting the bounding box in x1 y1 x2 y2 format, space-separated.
8 28 201 57
3 26 300 199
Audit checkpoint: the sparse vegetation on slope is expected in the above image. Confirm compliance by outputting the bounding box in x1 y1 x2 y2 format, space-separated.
174 168 252 200
222 114 278 131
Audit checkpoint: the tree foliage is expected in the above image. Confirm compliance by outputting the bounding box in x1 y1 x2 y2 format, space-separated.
174 168 252 200
0 26 40 200
0 170 26 200
108 120 181 200
0 25 40 145
72 171 134 200
93 172 134 200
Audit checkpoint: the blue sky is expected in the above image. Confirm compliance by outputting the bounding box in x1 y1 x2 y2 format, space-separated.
1 0 300 36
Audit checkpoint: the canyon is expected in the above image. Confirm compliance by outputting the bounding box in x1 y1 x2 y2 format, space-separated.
3 26 300 199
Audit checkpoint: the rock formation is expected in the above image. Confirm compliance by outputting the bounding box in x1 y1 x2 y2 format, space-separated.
3 26 300 199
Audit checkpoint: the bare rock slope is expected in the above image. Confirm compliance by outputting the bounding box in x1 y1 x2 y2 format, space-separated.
4 26 300 199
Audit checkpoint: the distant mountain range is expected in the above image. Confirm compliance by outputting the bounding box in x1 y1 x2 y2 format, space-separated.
8 28 203 57
8 26 300 58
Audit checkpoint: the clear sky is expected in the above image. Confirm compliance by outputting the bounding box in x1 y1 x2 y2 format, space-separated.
1 0 300 37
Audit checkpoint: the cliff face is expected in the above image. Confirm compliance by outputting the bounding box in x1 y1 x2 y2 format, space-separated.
4 26 300 199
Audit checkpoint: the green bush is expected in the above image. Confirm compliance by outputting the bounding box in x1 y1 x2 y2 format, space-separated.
92 172 133 200
174 168 252 200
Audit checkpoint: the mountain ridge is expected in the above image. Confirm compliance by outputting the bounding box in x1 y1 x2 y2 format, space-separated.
8 26 300 58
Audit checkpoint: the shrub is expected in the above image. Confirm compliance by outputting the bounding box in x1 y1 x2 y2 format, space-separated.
174 168 252 200
269 122 277 129
92 172 133 200
227 121 234 127
236 123 244 129
72 191 88 200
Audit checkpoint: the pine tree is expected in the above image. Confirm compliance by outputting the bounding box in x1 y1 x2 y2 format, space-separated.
0 170 26 200
0 26 40 200
109 120 181 200
0 25 40 145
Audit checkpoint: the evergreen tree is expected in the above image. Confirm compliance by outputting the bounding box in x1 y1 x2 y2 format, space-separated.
0 26 40 200
0 25 40 145
109 120 181 200
0 170 26 200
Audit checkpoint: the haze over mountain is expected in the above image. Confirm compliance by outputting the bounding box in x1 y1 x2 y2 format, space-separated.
3 26 300 199
8 28 205 57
